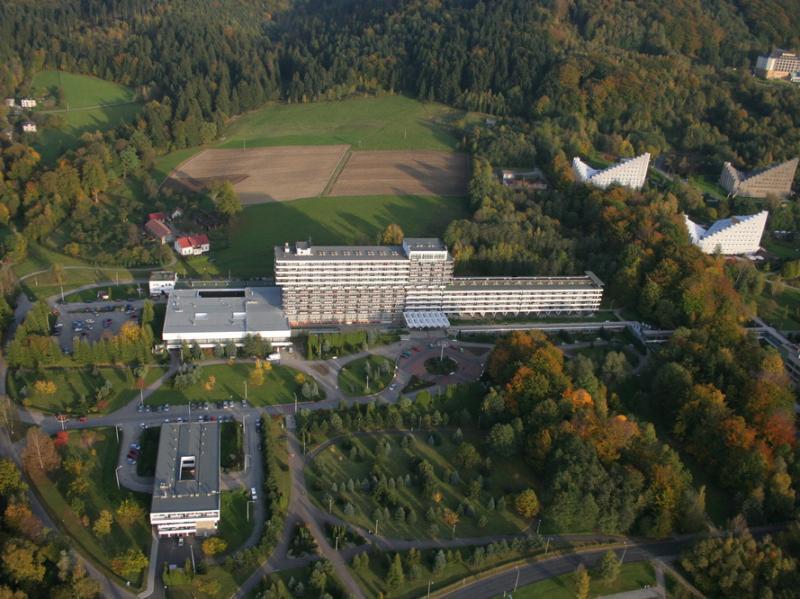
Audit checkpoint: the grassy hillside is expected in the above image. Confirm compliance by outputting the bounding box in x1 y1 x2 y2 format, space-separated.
181 194 470 278
31 70 141 162
153 95 467 182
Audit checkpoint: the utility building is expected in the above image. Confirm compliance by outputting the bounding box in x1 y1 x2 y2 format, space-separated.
150 422 220 538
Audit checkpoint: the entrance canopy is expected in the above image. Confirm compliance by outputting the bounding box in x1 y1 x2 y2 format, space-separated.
403 311 450 329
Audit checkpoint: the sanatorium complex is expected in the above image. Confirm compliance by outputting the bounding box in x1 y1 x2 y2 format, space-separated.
162 237 604 347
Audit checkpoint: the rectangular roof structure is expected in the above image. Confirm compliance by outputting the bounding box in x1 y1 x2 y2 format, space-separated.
404 311 451 329
150 271 177 282
402 238 447 252
151 422 220 514
276 242 408 261
163 286 290 338
446 272 604 291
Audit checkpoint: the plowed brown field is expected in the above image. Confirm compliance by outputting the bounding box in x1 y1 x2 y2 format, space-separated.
164 145 349 203
329 150 469 197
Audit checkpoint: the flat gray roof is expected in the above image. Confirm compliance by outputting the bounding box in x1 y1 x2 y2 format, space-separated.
162 287 290 335
276 243 408 261
151 422 220 514
447 272 604 292
150 271 177 281
403 238 447 252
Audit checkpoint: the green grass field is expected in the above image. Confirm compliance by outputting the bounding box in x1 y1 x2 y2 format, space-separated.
508 561 655 599
185 194 470 278
152 95 464 183
29 428 152 587
306 431 538 540
136 425 160 477
218 490 254 553
63 283 146 303
30 70 141 163
8 366 168 414
758 281 800 329
145 363 321 406
220 420 244 470
338 354 395 396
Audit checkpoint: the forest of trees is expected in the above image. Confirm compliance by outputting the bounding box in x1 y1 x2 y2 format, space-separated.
0 0 800 268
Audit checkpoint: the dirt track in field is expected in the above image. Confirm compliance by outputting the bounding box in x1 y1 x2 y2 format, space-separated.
329 150 469 197
165 145 349 203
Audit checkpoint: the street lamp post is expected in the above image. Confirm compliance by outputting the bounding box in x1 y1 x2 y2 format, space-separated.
427 580 432 598
621 542 628 564
115 465 122 490
514 567 520 592
544 537 550 555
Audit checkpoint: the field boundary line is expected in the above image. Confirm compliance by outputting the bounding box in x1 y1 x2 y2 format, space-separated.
321 146 353 196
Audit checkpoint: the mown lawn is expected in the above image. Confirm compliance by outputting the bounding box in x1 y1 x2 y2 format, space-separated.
206 194 470 278
152 95 464 183
509 561 655 599
338 354 395 396
217 490 254 553
31 70 141 163
305 431 538 540
63 283 147 303
145 363 322 406
29 428 152 587
9 365 168 414
220 95 461 151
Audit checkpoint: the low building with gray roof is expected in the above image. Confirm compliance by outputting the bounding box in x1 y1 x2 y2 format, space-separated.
150 422 220 537
162 286 291 348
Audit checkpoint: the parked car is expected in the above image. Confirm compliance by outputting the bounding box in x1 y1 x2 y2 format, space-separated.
250 487 258 500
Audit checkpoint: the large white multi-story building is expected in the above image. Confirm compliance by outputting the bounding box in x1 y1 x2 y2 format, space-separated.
275 238 603 325
756 49 800 80
572 153 650 190
684 211 768 255
150 422 220 538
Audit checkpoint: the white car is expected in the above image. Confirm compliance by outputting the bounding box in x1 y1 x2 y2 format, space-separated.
250 487 258 500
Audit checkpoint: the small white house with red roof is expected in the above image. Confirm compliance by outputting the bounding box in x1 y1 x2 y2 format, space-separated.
174 234 210 256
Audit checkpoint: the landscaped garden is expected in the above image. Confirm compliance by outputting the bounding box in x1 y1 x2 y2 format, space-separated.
424 356 458 375
337 355 395 396
26 427 152 587
511 560 655 599
145 362 323 406
304 430 538 540
8 365 168 414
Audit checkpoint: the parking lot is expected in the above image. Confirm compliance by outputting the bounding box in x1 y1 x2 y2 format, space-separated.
54 300 144 352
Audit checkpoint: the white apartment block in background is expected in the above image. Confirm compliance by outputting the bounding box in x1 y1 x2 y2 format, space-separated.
150 422 220 538
275 238 603 325
20 98 36 108
756 49 800 80
572 153 650 190
684 211 768 255
149 271 178 296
